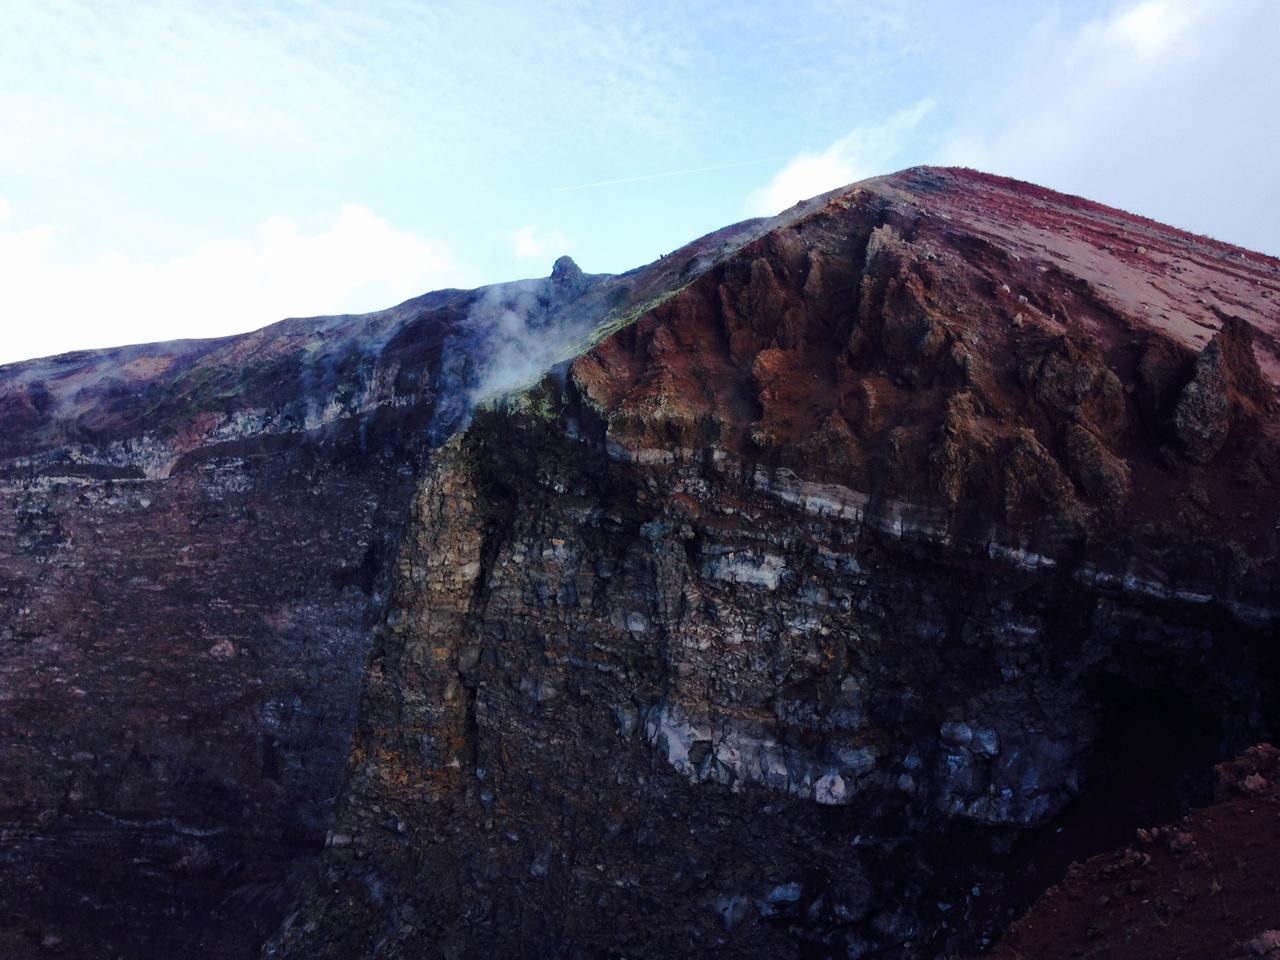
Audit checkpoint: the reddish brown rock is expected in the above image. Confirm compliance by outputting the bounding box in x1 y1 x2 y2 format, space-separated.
1175 314 1275 463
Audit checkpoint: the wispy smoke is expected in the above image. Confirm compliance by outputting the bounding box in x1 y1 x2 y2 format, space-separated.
427 258 600 443
468 280 580 401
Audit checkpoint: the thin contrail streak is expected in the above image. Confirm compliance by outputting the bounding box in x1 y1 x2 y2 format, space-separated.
553 155 789 192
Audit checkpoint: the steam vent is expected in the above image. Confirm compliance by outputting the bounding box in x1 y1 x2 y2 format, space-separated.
3 168 1279 959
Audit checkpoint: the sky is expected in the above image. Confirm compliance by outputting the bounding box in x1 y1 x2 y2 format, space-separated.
1 0 1277 364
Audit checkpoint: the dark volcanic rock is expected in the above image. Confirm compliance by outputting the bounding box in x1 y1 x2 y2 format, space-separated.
2 167 1280 959
0 294 473 958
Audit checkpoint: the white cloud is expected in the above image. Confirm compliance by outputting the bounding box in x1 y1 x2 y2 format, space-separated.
0 204 470 365
972 0 1213 167
0 196 10 223
933 0 1279 252
512 225 571 260
747 0 1277 255
1095 0 1203 59
747 100 934 216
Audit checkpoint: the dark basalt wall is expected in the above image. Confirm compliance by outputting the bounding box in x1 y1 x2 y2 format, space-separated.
0 229 763 958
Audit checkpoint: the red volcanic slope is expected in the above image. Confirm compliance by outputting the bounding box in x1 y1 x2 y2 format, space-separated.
874 169 1280 380
270 169 1280 960
574 166 1280 569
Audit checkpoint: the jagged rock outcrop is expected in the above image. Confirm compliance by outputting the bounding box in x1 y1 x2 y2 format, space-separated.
1173 313 1274 463
2 167 1279 959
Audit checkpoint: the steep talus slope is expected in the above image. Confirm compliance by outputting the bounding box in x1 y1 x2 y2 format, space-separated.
264 168 1280 958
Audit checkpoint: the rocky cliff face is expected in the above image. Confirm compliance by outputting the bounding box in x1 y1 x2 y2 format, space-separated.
0 207 800 959
2 168 1279 959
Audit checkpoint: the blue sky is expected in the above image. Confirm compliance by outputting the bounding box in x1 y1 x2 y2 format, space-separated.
1 0 1277 363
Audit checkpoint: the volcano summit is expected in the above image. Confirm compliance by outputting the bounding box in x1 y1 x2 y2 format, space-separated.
2 168 1278 959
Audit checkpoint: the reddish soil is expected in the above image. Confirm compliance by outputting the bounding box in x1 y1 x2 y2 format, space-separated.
980 745 1280 960
876 169 1280 382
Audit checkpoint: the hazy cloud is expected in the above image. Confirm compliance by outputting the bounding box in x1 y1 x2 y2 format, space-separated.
2 0 1276 365
513 225 571 260
943 0 1216 170
938 0 1279 253
745 0 1278 253
1095 0 1203 59
0 204 469 364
